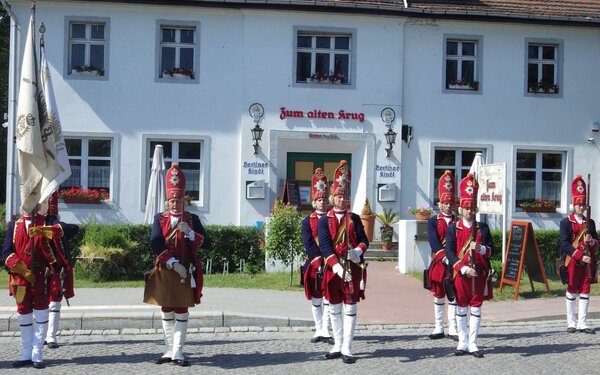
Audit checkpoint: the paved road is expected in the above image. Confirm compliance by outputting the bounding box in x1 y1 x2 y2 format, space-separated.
1 319 599 374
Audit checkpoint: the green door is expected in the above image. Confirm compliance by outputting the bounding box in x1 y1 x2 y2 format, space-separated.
287 152 351 214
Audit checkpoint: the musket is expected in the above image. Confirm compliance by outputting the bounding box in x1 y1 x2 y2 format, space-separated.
341 198 354 303
469 224 478 295
583 174 594 279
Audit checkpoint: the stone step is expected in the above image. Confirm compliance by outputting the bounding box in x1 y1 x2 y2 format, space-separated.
365 242 398 260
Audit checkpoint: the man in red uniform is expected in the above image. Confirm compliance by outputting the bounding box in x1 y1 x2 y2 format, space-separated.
318 160 369 364
301 168 333 344
147 163 212 366
2 205 65 368
445 173 493 358
427 170 457 340
560 175 598 334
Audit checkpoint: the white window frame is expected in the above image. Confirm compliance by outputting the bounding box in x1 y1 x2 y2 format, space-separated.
442 34 483 94
513 147 570 214
292 26 356 89
524 38 564 97
64 17 110 80
62 132 119 202
430 143 492 205
156 20 200 84
141 134 210 211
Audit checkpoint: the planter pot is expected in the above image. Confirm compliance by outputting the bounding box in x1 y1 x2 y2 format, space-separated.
522 207 556 213
71 69 101 76
63 198 102 204
360 214 376 242
448 84 475 90
414 213 431 221
381 241 393 251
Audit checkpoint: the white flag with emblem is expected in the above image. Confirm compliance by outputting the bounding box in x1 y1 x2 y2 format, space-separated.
39 30 72 200
15 13 45 214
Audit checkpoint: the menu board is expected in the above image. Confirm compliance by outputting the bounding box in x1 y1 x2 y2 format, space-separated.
282 179 301 208
499 221 550 300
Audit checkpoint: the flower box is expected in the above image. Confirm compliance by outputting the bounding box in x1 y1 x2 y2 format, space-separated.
528 87 558 94
522 207 555 213
71 69 101 77
164 73 193 79
448 84 475 90
63 198 102 204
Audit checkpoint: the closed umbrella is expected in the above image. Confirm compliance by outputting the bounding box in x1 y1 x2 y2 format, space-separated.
144 145 166 224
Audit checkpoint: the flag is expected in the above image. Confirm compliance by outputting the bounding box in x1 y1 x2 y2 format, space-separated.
38 29 72 200
15 12 45 214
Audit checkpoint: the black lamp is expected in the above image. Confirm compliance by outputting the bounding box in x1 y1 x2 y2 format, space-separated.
401 124 413 147
384 128 397 158
248 103 265 155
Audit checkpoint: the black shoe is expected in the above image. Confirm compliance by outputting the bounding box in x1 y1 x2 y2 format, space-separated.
455 350 467 356
567 327 577 333
578 328 596 334
325 352 342 360
448 335 459 342
32 361 46 369
155 357 172 364
323 337 335 345
173 359 190 367
47 342 59 349
12 360 32 368
428 332 445 340
342 355 356 364
470 351 484 358
310 336 322 343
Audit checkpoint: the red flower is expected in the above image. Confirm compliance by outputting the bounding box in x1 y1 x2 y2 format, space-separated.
59 187 108 202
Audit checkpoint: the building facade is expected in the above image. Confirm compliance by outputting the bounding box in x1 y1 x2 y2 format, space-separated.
3 0 600 234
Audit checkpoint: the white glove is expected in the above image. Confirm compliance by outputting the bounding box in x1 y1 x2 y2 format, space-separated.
480 245 487 255
332 263 352 282
460 266 470 275
347 247 362 264
172 262 188 279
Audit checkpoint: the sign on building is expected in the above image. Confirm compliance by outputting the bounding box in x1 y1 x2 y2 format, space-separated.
477 163 506 214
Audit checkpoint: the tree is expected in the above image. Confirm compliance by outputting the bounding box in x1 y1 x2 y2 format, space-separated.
0 6 9 204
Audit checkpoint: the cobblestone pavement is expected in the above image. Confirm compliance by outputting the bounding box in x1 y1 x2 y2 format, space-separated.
0 320 599 374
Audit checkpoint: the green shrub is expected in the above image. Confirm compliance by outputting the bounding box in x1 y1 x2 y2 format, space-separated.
264 200 304 268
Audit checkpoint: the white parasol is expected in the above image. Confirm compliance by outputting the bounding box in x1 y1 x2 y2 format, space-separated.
143 145 166 224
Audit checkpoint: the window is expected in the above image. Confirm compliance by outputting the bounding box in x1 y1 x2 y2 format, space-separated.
433 148 484 202
515 151 564 209
443 35 482 92
146 140 204 202
295 29 353 85
525 38 563 95
62 137 112 196
157 22 199 81
67 18 108 78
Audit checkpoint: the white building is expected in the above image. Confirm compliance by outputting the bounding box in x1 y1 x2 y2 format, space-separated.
3 0 600 233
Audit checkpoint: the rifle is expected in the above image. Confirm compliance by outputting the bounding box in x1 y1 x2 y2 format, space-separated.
342 198 354 303
469 224 477 295
583 174 596 280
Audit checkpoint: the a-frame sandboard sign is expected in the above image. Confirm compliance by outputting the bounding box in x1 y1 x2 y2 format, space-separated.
499 221 550 300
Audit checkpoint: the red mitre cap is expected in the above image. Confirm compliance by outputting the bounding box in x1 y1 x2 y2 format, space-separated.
312 168 328 201
438 170 456 204
48 191 59 216
331 160 351 197
166 163 186 200
571 175 587 205
459 173 478 209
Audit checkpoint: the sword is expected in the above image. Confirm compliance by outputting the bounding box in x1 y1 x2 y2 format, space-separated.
59 267 70 307
44 267 52 296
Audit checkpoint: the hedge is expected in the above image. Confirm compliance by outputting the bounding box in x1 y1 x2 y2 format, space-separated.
0 223 264 281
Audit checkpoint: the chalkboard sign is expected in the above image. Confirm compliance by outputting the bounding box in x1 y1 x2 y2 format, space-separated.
282 179 301 208
499 221 550 300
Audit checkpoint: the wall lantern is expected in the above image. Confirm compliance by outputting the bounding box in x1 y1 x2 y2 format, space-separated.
248 103 264 154
384 128 397 158
401 124 413 147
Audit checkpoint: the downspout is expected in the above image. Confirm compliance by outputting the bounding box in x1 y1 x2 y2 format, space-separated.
1 0 19 220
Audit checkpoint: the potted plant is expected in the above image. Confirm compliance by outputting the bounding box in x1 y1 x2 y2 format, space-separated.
520 198 558 213
529 81 559 94
59 187 108 204
360 198 376 242
447 78 479 90
408 206 434 221
376 208 399 250
163 67 195 79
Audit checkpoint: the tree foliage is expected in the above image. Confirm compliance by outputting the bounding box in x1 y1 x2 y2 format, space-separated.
264 199 304 267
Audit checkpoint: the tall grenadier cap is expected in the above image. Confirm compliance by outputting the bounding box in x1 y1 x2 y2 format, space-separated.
571 175 587 205
438 170 456 204
459 173 478 209
331 160 351 197
166 163 186 200
311 168 328 201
